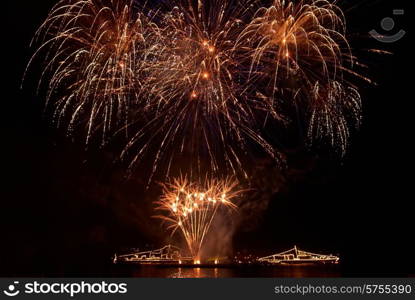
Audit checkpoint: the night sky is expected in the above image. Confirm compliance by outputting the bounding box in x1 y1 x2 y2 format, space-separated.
2 0 412 277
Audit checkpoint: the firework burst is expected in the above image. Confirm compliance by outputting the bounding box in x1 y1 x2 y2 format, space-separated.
28 0 372 182
26 0 161 144
155 177 240 259
237 0 365 154
121 0 283 183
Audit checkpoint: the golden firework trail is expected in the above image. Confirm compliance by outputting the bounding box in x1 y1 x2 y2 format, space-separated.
121 0 284 183
26 0 161 145
155 177 240 259
237 0 366 154
27 0 373 182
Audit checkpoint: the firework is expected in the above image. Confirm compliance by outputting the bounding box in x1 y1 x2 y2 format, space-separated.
121 0 283 183
28 0 371 182
26 0 161 144
237 0 366 155
155 177 240 259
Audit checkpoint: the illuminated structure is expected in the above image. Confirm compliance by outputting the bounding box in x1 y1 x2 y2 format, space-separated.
114 245 192 264
114 244 339 266
258 246 339 265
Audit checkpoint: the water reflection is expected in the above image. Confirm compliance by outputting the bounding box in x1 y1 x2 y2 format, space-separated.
123 265 341 278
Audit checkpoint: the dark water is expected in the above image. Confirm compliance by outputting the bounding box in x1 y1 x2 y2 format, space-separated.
112 265 341 278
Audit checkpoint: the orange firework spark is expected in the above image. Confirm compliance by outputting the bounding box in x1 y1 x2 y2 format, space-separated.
155 177 240 259
27 0 374 182
121 0 283 183
237 0 367 154
25 0 161 144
